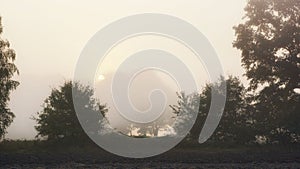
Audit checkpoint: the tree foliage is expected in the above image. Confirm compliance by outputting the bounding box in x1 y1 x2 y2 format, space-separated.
35 81 108 143
172 76 253 145
233 0 300 144
0 17 19 139
206 76 254 144
171 92 199 138
233 0 300 91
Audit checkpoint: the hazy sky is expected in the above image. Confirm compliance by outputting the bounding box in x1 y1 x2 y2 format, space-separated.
0 0 248 139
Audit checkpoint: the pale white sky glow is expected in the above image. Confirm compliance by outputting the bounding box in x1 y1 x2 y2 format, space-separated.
0 0 247 139
98 74 105 81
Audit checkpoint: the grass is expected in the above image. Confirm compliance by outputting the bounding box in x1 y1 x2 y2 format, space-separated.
0 139 102 154
0 139 300 166
1 139 300 154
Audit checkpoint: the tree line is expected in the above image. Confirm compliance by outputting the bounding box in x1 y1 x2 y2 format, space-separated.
0 0 299 146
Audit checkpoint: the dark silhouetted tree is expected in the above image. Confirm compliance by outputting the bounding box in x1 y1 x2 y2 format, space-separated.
206 76 254 145
172 76 254 145
35 81 108 143
233 0 300 144
0 17 19 139
233 0 300 91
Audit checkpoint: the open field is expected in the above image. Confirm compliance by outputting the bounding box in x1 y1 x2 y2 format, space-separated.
1 150 300 168
1 140 300 168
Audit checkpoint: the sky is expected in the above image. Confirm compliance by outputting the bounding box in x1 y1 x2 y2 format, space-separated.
0 0 248 139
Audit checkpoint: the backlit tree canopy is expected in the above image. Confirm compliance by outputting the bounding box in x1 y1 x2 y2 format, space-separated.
0 17 19 139
233 0 300 91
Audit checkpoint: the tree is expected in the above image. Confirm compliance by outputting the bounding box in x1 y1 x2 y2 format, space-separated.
233 0 300 144
254 81 300 143
207 76 254 145
0 17 19 139
171 92 199 139
233 0 300 91
171 76 254 145
35 81 108 143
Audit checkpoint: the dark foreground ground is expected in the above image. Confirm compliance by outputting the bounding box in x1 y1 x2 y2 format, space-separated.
1 151 300 168
1 141 300 168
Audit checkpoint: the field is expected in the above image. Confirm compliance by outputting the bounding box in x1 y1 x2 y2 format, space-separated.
1 140 300 168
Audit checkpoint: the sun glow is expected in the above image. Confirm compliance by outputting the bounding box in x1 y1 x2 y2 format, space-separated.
98 74 105 81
